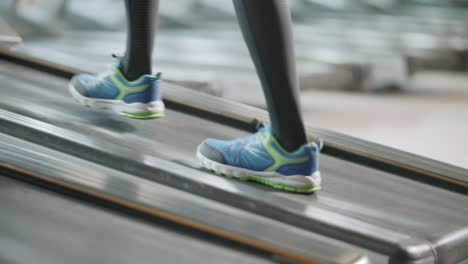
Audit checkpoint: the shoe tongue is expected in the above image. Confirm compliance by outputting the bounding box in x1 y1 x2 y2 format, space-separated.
111 54 124 68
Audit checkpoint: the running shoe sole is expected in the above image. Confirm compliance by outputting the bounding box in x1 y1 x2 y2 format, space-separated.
69 83 165 119
197 146 321 193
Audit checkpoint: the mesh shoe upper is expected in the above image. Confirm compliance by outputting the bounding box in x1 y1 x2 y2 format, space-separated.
71 66 161 104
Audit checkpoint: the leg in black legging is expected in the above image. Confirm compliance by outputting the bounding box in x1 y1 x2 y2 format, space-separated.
232 0 307 152
122 0 159 81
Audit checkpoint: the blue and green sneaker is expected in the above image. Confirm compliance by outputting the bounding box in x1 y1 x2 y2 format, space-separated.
69 57 164 119
197 125 321 193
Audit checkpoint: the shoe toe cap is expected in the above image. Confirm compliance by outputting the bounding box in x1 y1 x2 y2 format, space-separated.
199 140 227 165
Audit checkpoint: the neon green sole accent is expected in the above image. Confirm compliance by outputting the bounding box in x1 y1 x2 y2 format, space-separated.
246 175 320 194
119 111 165 120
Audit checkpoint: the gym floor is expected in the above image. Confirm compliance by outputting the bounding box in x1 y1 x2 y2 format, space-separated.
300 73 468 169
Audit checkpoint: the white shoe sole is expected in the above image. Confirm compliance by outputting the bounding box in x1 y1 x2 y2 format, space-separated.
196 146 321 193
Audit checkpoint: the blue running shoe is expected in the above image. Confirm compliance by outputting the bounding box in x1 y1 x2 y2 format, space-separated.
69 57 164 119
197 125 321 193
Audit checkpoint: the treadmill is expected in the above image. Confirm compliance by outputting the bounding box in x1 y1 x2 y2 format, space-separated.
0 26 467 264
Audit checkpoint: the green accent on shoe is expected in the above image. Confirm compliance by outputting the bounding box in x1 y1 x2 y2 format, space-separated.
262 134 311 172
119 111 165 120
110 69 152 100
247 175 320 193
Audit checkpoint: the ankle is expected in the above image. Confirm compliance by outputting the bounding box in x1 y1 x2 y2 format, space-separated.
273 134 307 153
120 62 151 82
122 69 149 82
282 141 305 153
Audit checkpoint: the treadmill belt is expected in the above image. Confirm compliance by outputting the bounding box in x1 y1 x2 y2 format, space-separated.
1 54 468 263
0 176 272 264
0 131 370 264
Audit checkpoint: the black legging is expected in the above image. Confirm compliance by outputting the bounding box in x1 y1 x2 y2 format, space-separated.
123 0 307 152
122 0 158 81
